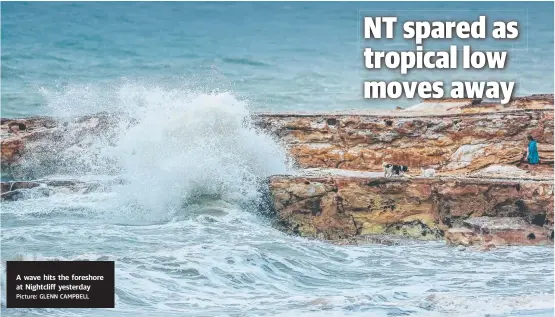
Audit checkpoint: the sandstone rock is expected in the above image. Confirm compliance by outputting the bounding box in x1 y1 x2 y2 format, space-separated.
471 165 530 178
445 143 488 170
255 108 553 176
1 137 24 165
3 97 553 177
445 217 553 247
0 181 41 194
402 98 476 113
508 94 554 109
1 113 122 180
400 95 554 114
2 96 554 250
269 171 553 244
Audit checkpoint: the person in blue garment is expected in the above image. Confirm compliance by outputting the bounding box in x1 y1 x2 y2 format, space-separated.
524 135 540 165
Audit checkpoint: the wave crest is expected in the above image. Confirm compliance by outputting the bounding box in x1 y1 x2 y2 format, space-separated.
15 82 292 216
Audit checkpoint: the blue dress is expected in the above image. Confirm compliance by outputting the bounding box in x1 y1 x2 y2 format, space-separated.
527 140 540 164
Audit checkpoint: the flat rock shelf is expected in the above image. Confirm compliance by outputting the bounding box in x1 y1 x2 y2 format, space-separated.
268 169 553 248
2 94 554 249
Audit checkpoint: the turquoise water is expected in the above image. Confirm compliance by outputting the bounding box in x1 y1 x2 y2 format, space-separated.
1 2 554 316
1 1 554 117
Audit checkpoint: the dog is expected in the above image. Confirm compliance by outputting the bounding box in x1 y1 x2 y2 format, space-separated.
420 168 436 177
382 162 409 177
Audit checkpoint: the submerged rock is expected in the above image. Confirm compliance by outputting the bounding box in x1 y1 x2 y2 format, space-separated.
0 179 104 201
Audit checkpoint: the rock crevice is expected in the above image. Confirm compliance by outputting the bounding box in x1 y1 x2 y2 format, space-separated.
254 109 554 174
269 173 554 246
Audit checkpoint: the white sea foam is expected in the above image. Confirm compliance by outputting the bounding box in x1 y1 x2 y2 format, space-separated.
1 83 553 317
18 83 294 221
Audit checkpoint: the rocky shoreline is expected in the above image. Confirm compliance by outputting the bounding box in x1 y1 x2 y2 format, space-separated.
2 95 554 249
268 169 553 248
258 96 554 249
253 108 553 174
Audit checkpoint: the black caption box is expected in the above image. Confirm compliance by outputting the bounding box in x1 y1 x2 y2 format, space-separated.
6 261 114 308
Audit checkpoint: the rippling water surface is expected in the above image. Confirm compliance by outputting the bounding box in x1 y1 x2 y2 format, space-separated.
1 2 554 316
1 87 553 317
2 194 554 317
1 1 554 116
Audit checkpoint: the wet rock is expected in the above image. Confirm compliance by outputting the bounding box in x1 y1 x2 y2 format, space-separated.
254 104 553 176
269 171 553 244
445 217 553 247
471 165 530 178
0 181 41 194
0 179 103 201
1 137 25 165
1 114 121 171
1 190 25 201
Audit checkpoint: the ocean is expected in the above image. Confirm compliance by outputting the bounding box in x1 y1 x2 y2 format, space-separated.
1 2 554 316
1 1 554 116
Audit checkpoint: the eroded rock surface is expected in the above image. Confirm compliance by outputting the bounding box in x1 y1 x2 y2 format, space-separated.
3 96 554 249
269 170 553 245
254 104 553 174
3 95 553 176
445 217 553 247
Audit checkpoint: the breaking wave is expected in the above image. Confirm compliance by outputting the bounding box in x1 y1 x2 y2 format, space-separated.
12 81 293 219
2 81 553 317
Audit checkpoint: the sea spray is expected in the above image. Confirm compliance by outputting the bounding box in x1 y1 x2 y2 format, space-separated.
109 89 293 219
14 82 293 221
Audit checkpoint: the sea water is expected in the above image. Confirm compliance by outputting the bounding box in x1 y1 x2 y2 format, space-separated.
1 2 554 316
1 2 554 116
